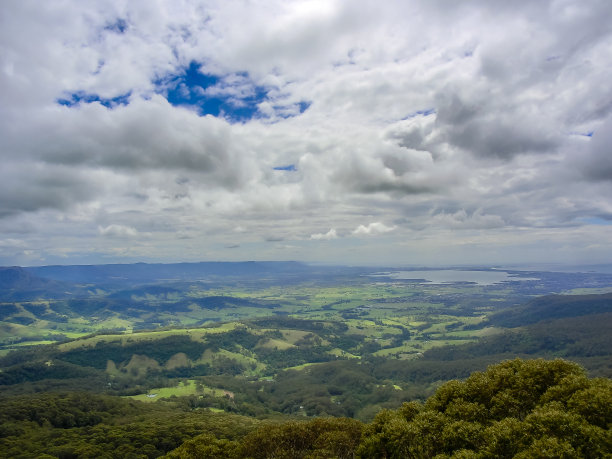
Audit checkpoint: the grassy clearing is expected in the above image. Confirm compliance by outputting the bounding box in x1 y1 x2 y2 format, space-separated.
125 379 230 402
197 347 264 375
283 362 328 372
374 344 414 357
255 338 294 350
420 339 474 349
473 326 504 337
328 348 359 359
280 329 311 343
58 334 127 351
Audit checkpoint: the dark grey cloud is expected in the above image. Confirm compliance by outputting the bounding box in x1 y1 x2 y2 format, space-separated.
578 118 612 182
433 89 560 159
0 162 99 217
265 236 284 242
38 99 248 181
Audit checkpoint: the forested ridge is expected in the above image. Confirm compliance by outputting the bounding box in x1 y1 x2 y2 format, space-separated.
0 358 610 458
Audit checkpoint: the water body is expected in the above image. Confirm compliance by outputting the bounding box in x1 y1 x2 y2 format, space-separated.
372 270 537 285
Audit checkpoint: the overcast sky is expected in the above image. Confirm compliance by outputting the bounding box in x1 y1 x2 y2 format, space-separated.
1 0 612 267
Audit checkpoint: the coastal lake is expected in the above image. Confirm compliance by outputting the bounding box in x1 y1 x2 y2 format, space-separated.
371 269 538 285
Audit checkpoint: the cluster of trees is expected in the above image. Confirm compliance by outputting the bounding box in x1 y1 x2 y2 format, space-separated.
60 335 208 369
166 417 364 459
0 360 102 386
1 358 609 458
0 392 258 458
360 358 612 457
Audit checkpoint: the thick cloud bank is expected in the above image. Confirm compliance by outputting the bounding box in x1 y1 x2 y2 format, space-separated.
1 0 612 266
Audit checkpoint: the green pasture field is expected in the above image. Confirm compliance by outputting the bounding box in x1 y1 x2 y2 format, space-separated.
125 379 230 402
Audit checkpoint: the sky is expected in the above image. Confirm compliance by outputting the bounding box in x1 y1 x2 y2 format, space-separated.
1 0 612 267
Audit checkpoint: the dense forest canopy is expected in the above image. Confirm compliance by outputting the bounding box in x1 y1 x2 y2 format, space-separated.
0 358 610 458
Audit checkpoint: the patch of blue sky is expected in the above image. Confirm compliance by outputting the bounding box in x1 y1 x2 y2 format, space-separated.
158 61 270 123
273 164 297 171
57 91 131 108
92 59 105 75
581 217 612 225
158 62 311 123
105 18 128 34
401 108 436 120
569 131 594 138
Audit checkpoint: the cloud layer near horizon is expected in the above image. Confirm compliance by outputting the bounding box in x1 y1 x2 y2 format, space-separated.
1 0 612 266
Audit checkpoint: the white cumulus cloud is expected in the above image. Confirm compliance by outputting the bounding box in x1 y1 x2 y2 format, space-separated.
98 224 139 238
352 222 396 236
310 228 338 240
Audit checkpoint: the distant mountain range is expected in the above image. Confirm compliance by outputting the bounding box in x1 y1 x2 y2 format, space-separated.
24 261 315 284
0 266 71 301
0 261 369 301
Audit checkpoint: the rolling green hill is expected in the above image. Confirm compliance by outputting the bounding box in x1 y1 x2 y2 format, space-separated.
488 292 612 327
